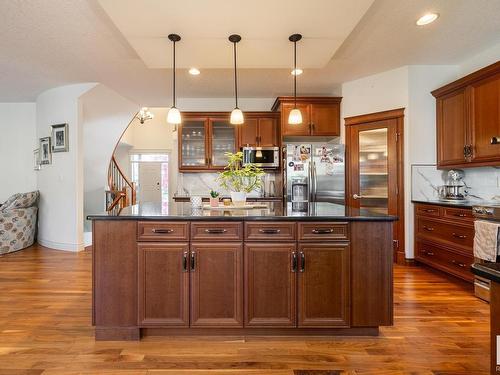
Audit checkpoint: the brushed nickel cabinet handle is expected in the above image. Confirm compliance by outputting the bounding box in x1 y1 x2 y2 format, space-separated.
423 226 434 232
291 251 297 273
451 259 466 268
152 228 173 234
452 233 467 239
423 250 434 256
182 251 188 272
204 228 227 234
299 251 305 272
454 213 467 218
190 251 196 271
258 229 281 234
491 136 499 145
423 209 436 213
312 228 334 234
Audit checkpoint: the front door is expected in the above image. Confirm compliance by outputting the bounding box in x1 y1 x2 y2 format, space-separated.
345 109 405 263
138 162 162 203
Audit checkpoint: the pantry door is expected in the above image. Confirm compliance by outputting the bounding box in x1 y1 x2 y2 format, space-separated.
345 108 405 264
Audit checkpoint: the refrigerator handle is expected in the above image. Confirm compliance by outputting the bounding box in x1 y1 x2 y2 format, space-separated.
313 161 317 202
308 160 313 203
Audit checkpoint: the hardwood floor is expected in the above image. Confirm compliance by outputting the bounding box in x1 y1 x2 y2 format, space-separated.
0 245 490 374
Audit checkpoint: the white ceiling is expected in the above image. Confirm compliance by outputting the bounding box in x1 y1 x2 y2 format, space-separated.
98 0 374 69
0 0 499 104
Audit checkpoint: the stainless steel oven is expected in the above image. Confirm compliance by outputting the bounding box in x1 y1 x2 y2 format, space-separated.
242 146 280 168
472 204 500 302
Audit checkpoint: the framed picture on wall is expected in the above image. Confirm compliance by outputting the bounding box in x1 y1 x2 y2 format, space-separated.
40 137 51 165
51 123 68 152
33 148 41 170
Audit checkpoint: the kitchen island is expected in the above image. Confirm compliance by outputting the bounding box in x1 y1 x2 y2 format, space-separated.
88 202 397 340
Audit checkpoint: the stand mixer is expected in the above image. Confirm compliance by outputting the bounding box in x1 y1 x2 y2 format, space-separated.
438 170 469 201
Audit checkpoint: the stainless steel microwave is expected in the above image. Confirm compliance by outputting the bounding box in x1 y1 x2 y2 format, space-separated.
242 146 280 168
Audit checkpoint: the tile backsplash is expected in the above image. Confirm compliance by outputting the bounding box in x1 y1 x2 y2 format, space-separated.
176 172 278 197
412 164 500 203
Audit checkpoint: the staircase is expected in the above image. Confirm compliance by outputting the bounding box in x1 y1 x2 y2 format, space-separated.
106 156 136 212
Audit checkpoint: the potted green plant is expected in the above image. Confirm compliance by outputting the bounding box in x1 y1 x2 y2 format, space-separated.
217 152 265 206
209 190 220 207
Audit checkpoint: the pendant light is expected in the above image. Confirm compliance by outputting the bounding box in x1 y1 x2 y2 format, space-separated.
229 34 244 125
167 34 182 125
288 34 303 125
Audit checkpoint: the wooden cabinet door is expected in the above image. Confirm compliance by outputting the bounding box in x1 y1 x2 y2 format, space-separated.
310 103 340 136
297 243 350 327
258 118 279 146
239 118 259 147
244 243 296 327
469 73 500 164
190 242 243 327
436 89 468 167
138 243 189 326
281 102 311 136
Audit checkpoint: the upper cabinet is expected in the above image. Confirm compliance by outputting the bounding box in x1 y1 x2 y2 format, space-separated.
179 112 280 172
432 61 500 168
272 97 342 137
238 113 280 147
179 114 236 171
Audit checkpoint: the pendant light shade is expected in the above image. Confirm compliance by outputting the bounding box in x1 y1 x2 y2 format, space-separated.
288 108 303 125
230 107 244 125
167 106 181 124
288 33 303 125
167 34 182 125
229 34 244 125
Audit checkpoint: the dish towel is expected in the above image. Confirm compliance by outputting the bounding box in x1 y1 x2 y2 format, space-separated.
474 220 500 261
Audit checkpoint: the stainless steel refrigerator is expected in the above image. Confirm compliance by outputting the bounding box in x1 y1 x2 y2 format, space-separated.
284 143 345 211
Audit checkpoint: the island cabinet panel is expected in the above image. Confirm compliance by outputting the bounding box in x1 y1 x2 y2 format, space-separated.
244 222 296 241
190 242 243 327
137 221 189 242
297 243 350 327
244 243 297 327
191 222 243 241
298 222 348 241
93 220 139 340
350 221 393 327
138 243 190 327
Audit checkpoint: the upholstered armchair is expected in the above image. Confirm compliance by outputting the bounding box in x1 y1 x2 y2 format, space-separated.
0 191 39 255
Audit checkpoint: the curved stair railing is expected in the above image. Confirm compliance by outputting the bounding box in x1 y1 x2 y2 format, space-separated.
106 156 136 212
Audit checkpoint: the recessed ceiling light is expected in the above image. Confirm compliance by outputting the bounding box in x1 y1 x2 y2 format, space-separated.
189 67 200 75
416 13 439 26
291 68 303 76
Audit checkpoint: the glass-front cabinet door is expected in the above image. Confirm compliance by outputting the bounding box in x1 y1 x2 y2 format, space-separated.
180 120 208 169
358 128 389 215
210 119 236 168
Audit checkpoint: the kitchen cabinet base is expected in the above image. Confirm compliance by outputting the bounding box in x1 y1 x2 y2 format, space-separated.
141 327 379 337
95 327 141 341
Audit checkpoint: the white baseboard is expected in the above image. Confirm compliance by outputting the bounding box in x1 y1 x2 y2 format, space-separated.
37 238 85 252
84 232 92 247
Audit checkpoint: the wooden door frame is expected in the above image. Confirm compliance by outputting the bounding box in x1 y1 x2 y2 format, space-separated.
345 108 405 265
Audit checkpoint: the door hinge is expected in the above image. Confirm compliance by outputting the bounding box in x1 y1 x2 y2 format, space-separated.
393 239 399 248
395 132 400 142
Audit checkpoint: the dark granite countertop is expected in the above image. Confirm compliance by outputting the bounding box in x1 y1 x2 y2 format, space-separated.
88 202 398 222
412 199 477 208
472 263 500 283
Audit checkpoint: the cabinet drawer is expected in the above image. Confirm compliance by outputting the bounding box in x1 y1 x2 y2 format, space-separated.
298 222 348 241
415 240 473 282
415 204 442 217
416 217 473 250
191 222 243 241
245 222 296 241
442 207 474 223
137 222 189 241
